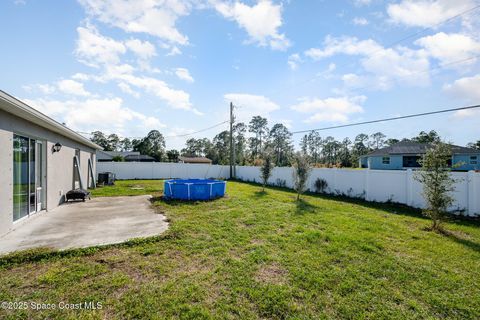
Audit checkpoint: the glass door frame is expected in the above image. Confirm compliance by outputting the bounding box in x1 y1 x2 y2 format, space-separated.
12 132 47 222
28 138 36 215
35 140 46 212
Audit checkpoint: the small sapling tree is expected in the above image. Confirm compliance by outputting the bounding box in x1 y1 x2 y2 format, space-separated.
415 142 458 232
260 151 274 191
292 152 311 201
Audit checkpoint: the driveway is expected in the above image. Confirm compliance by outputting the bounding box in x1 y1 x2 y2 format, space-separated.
0 195 168 255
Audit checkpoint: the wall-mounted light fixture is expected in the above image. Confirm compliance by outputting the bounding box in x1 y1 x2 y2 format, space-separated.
52 142 62 153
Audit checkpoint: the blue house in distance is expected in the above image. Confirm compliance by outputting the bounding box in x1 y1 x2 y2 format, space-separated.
359 141 480 171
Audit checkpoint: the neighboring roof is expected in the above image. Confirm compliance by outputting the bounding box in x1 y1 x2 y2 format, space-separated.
363 140 479 157
104 151 140 157
178 156 212 163
124 154 155 161
0 90 101 150
96 150 114 160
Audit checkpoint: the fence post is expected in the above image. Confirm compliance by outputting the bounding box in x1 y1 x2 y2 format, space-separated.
364 169 370 201
467 171 475 216
333 168 338 193
406 169 413 206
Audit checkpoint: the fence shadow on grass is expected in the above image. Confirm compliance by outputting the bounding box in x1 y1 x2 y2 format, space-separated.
235 180 480 228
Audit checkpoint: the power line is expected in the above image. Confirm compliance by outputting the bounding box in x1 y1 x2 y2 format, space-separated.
339 53 480 95
269 3 480 96
291 104 480 135
375 4 480 54
77 120 229 140
164 121 229 138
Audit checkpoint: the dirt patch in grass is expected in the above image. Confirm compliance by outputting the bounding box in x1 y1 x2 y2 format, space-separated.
92 249 151 283
250 239 265 246
254 262 289 285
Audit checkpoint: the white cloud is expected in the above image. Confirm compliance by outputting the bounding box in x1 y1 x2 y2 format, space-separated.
352 17 369 26
214 0 290 50
291 96 366 123
125 38 157 60
118 82 140 98
57 79 91 96
76 24 160 70
175 68 194 83
387 0 475 28
341 73 368 88
444 74 480 118
118 74 201 113
224 93 279 122
415 32 480 67
75 24 126 68
78 0 191 45
23 97 165 133
73 26 198 114
444 74 480 102
305 36 381 59
288 53 302 70
166 46 182 56
71 73 91 81
305 36 430 89
22 83 56 95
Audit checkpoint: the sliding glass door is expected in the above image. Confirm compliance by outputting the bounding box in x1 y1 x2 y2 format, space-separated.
13 134 45 222
13 135 29 221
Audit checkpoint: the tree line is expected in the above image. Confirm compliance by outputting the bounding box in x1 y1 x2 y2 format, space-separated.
90 117 480 166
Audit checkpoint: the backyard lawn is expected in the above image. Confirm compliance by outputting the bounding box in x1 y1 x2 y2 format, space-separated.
1 180 479 319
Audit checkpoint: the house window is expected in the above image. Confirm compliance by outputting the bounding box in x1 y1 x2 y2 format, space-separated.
382 156 390 165
403 156 421 168
471 156 478 165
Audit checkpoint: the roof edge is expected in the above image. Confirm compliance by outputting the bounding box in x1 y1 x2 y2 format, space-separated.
0 90 102 150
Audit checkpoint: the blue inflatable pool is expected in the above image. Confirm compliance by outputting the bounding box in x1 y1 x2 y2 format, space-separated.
164 179 226 200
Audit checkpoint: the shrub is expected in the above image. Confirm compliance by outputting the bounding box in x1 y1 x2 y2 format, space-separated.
414 142 458 232
292 152 312 201
275 179 287 188
314 178 328 193
260 152 274 191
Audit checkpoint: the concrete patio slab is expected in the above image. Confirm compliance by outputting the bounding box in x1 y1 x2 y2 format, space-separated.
0 195 168 255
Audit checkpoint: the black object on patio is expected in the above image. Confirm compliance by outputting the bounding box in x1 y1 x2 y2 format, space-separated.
98 172 115 185
66 189 91 202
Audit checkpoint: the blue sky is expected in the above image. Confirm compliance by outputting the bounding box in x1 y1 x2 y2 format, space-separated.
1 0 479 149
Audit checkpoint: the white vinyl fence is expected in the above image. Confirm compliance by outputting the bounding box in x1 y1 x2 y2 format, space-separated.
97 162 230 180
97 162 480 217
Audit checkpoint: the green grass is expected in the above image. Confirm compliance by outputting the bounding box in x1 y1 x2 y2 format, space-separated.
91 180 165 197
1 180 479 319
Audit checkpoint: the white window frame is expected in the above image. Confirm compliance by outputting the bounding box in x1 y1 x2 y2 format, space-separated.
382 156 390 165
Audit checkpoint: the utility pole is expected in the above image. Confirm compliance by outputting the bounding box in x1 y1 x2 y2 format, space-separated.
229 102 235 179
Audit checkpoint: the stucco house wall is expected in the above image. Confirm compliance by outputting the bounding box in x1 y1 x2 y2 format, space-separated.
0 96 99 236
365 153 480 170
368 155 403 170
0 127 13 236
453 154 480 171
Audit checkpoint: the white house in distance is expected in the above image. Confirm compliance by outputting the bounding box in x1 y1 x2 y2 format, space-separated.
0 90 101 236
